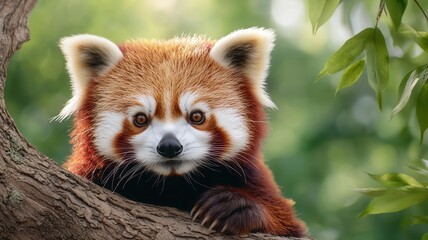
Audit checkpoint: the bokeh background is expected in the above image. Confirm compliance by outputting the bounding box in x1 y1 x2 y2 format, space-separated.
5 1 428 239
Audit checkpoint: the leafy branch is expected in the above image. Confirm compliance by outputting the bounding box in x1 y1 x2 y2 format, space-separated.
309 0 428 239
355 162 428 239
315 0 428 137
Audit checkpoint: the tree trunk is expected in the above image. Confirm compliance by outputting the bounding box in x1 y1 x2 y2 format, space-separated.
0 1 309 239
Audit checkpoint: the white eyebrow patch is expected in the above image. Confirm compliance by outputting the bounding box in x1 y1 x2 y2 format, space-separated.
127 95 157 117
179 91 210 114
179 92 197 113
213 108 249 158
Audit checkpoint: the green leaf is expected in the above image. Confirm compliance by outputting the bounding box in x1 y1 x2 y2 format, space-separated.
368 172 424 188
415 31 428 53
336 59 365 93
403 25 428 53
392 65 428 118
417 83 428 143
386 0 408 30
359 187 428 217
365 28 389 110
424 159 428 168
354 187 390 197
398 69 413 99
318 28 372 79
309 0 340 34
423 232 428 240
397 65 428 100
409 215 428 225
408 165 428 175
409 159 428 175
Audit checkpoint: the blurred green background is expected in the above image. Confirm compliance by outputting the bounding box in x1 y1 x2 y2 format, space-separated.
5 1 428 239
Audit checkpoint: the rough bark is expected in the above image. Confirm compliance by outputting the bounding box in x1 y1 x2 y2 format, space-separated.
0 1 309 239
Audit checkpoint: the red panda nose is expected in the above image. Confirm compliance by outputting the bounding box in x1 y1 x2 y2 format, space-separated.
156 134 183 158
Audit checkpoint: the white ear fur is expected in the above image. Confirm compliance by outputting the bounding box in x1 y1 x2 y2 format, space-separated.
210 28 276 108
55 34 123 121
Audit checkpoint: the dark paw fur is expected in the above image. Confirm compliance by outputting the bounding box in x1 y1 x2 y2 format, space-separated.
191 187 265 235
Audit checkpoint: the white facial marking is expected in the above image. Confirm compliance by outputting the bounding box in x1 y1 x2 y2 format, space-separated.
179 91 210 115
128 95 156 117
93 111 125 160
213 108 249 159
179 92 197 113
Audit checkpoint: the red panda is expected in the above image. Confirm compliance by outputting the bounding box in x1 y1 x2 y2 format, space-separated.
58 28 307 237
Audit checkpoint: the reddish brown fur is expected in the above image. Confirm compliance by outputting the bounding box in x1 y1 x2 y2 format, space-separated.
218 80 305 235
91 39 249 119
113 120 138 161
206 116 230 158
63 37 307 237
64 86 104 179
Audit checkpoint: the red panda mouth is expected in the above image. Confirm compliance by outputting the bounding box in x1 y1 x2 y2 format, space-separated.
151 159 198 176
161 160 183 168
153 160 188 176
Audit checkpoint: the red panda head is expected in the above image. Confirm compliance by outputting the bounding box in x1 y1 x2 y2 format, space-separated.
59 28 276 176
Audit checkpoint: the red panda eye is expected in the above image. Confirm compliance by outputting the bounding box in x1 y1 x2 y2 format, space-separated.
189 110 205 125
133 113 148 127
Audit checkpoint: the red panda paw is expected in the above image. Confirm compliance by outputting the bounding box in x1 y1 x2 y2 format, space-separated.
191 186 265 235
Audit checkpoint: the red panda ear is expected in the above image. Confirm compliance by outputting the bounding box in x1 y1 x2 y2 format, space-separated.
56 34 123 121
210 28 276 109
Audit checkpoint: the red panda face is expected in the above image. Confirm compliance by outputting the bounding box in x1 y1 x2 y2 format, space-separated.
93 91 250 176
59 28 275 176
